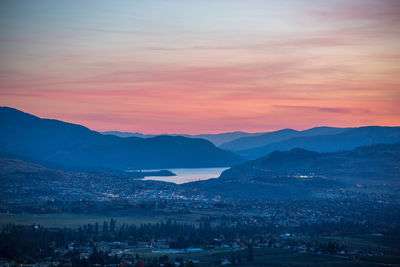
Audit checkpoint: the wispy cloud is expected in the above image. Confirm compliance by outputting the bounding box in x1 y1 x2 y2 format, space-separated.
274 105 371 114
0 0 399 133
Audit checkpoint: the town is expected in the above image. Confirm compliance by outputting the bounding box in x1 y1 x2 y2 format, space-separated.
1 170 399 266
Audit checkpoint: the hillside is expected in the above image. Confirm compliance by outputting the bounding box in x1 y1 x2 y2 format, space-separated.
220 127 351 151
102 130 265 146
101 131 156 138
193 131 265 146
237 126 400 159
221 143 400 184
0 107 243 170
0 158 69 183
183 143 400 200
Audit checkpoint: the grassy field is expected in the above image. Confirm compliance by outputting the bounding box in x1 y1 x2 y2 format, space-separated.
1 213 398 266
300 234 400 255
0 212 200 227
135 247 383 267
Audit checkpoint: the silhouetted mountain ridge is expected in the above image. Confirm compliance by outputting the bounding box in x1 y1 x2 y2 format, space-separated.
220 126 352 151
236 126 400 159
182 143 400 200
0 107 244 170
221 143 400 184
102 130 265 146
101 131 156 138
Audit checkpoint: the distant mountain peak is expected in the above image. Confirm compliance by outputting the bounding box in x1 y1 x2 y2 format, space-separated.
0 107 244 170
220 143 400 185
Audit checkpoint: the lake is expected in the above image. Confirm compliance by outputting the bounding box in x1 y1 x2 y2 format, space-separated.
142 167 229 184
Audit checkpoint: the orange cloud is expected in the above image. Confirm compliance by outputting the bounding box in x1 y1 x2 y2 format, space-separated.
0 0 399 133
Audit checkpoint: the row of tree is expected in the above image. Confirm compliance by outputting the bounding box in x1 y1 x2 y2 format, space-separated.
1 218 398 262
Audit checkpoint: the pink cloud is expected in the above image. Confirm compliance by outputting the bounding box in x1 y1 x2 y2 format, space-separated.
1 0 399 134
309 0 400 23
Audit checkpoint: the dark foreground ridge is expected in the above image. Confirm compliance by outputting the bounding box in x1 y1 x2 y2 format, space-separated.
184 143 400 199
0 107 244 170
221 143 400 184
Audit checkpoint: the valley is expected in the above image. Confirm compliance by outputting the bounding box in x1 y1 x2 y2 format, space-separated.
0 108 399 266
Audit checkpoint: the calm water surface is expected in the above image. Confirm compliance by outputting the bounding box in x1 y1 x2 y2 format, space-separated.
142 167 228 184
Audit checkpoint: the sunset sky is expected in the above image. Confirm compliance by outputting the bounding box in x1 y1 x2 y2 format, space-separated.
0 0 399 134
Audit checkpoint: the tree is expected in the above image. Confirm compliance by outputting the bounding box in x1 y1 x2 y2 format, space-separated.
103 221 108 233
110 218 117 232
231 252 236 265
247 243 254 262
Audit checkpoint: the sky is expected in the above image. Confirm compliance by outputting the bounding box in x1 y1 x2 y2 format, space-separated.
0 0 399 134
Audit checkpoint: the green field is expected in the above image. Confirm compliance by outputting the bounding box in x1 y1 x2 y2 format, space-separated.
0 212 200 227
135 247 384 267
1 213 399 266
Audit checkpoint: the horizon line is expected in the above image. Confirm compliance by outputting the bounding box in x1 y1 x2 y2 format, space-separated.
2 105 400 136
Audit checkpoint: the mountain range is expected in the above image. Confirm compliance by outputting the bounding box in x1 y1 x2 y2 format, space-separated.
219 127 351 151
2 106 400 174
5 142 398 200
101 131 156 139
1 105 399 200
184 143 400 199
102 130 264 146
220 126 400 159
220 143 400 184
104 126 400 161
0 107 243 170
